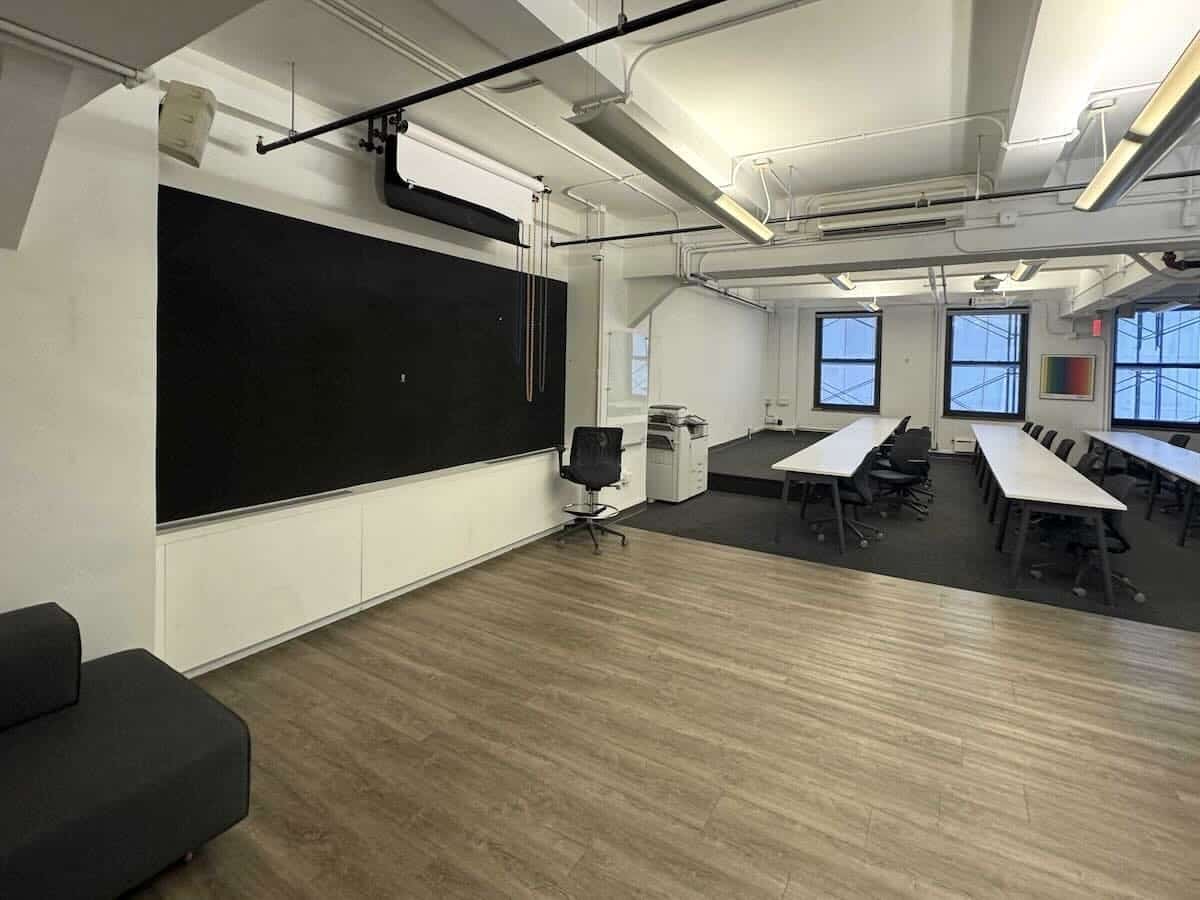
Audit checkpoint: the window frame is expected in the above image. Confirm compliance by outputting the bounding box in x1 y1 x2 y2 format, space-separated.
813 310 883 413
1110 306 1200 432
942 308 1030 421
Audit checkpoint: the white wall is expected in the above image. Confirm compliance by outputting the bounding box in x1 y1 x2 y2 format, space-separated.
649 286 768 445
0 84 159 659
768 299 1114 457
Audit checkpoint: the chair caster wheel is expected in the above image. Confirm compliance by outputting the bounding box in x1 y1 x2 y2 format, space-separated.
879 511 889 519
810 523 819 532
817 533 826 543
1119 575 1132 585
917 515 927 522
1029 569 1043 580
859 539 869 549
1134 592 1147 604
1072 587 1087 598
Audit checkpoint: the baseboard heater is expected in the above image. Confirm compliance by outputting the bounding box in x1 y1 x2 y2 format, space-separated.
381 136 520 244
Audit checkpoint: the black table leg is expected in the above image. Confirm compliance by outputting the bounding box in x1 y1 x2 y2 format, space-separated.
775 472 790 542
1146 468 1159 520
995 499 1010 551
1009 505 1032 585
1181 483 1195 548
983 470 994 506
988 481 1001 523
1100 445 1111 485
1095 514 1115 606
799 481 811 520
831 479 846 554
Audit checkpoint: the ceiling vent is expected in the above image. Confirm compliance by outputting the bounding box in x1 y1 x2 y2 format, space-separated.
815 177 970 240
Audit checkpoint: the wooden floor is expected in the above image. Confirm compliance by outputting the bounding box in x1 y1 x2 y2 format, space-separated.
136 527 1200 899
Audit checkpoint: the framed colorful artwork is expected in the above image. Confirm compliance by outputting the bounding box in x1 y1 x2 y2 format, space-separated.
1039 354 1096 401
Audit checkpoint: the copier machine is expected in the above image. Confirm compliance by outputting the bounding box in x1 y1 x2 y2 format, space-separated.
646 404 709 502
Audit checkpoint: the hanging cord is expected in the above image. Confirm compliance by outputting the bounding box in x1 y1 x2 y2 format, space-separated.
539 191 551 391
288 61 297 136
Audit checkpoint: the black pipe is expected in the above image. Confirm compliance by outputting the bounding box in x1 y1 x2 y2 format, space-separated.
550 167 1200 247
257 0 735 155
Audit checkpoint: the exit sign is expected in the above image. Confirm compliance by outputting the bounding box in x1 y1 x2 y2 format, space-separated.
1092 318 1103 337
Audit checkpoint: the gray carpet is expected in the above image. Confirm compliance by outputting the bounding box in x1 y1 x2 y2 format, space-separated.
625 431 1200 632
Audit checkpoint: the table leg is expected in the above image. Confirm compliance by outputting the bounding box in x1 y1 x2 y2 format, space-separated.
977 458 987 488
831 479 846 554
1100 445 1111 485
799 481 811 520
983 470 994 506
995 499 1010 551
1180 483 1195 548
1009 505 1032 586
1146 468 1159 521
1094 514 1115 606
988 481 1001 523
775 472 790 542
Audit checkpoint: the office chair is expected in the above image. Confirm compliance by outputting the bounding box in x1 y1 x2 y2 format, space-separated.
1155 434 1192 512
555 427 627 554
1040 429 1058 450
880 415 911 453
1030 476 1144 604
1053 438 1076 462
1021 422 1034 434
1074 451 1103 481
870 429 931 519
1029 424 1043 440
808 450 884 549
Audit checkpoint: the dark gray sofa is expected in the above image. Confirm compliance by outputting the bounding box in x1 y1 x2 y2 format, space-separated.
0 603 250 899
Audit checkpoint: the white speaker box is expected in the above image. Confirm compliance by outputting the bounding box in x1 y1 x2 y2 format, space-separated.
159 81 216 168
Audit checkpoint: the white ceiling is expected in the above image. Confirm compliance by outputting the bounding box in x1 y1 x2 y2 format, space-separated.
188 0 1200 220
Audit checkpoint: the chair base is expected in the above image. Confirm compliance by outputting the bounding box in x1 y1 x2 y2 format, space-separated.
558 518 628 554
809 508 883 549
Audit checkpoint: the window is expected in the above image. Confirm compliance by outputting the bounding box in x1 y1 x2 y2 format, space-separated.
944 310 1028 418
631 332 649 398
1113 308 1200 428
814 312 881 411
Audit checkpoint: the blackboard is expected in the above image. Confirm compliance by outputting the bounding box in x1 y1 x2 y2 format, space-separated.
157 186 566 523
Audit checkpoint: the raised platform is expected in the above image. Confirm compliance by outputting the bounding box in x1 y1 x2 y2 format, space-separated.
707 430 825 498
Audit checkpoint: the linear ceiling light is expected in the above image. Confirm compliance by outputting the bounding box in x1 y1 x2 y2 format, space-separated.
1075 33 1200 211
567 103 773 245
1009 259 1047 282
825 272 855 291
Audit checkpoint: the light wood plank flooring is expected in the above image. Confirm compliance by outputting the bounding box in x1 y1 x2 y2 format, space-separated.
135 527 1200 899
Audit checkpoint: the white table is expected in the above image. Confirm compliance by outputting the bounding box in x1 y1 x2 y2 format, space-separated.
772 417 901 552
972 423 1126 605
1085 430 1200 547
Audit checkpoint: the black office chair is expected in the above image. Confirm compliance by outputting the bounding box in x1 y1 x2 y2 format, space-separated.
808 450 884 549
1074 450 1103 481
1054 438 1076 462
870 429 931 519
1031 475 1144 604
880 415 911 453
1040 429 1058 450
1150 433 1191 510
1029 424 1043 440
556 427 627 554
1021 422 1034 434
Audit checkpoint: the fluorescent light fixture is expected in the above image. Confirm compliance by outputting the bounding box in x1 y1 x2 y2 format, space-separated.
567 103 773 244
859 297 880 313
1009 259 1047 282
1075 33 1200 212
825 272 855 291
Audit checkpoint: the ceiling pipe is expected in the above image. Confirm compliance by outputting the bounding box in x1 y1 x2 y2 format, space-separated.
258 0 737 154
550 165 1200 247
0 17 151 86
303 0 681 222
623 0 820 98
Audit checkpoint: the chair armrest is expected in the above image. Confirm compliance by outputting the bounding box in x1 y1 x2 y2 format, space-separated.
0 603 81 732
555 445 568 478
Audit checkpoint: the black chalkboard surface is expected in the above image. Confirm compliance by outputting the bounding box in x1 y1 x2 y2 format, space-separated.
157 186 566 523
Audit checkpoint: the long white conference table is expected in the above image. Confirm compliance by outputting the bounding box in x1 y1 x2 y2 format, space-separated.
1085 429 1200 547
972 423 1126 605
772 416 901 553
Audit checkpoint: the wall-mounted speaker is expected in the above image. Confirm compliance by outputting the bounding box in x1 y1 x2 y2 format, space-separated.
159 81 216 168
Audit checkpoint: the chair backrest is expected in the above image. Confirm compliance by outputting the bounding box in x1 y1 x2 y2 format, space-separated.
1054 438 1075 461
1021 421 1034 433
1170 433 1190 448
1074 451 1102 481
888 429 930 476
1100 475 1138 550
1040 429 1058 449
564 427 624 491
1029 424 1043 439
846 449 878 503
895 415 911 435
